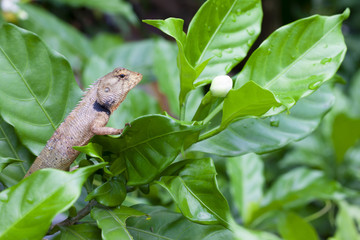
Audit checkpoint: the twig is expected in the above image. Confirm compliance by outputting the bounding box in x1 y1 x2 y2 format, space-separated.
49 200 97 232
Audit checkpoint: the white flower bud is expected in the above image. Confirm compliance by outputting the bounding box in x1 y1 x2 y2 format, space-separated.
1 0 20 13
210 75 233 97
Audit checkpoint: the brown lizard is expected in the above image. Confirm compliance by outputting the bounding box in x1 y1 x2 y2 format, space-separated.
25 67 142 177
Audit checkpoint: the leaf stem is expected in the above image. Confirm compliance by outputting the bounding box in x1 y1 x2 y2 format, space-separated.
198 102 224 141
304 200 332 222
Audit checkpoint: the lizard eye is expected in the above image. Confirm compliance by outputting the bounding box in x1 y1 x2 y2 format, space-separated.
119 74 126 78
104 87 110 92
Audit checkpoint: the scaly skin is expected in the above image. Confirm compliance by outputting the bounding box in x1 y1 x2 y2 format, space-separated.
25 67 142 177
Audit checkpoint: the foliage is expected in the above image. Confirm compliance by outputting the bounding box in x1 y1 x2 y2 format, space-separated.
0 0 359 239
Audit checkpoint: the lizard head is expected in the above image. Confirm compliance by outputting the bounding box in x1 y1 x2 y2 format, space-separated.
97 67 143 112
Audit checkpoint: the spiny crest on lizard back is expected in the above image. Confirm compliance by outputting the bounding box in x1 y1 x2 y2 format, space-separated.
97 67 142 113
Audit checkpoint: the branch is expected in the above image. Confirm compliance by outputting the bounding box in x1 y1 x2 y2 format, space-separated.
49 200 97 233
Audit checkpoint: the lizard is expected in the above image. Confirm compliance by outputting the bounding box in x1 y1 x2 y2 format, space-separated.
24 67 142 177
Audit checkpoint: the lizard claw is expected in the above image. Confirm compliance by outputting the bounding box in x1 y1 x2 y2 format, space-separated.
125 122 131 128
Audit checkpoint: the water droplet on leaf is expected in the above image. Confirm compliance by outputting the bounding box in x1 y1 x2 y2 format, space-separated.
236 9 242 15
0 194 8 203
309 81 322 90
246 28 255 36
212 49 222 58
225 64 232 72
247 39 252 47
269 116 280 127
320 57 332 64
225 48 233 53
231 13 237 22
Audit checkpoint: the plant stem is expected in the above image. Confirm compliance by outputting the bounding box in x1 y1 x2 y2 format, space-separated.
198 102 225 141
304 200 332 222
180 102 186 121
202 102 223 125
51 200 97 230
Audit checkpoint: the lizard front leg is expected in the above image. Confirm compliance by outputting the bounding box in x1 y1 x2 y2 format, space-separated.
91 114 123 135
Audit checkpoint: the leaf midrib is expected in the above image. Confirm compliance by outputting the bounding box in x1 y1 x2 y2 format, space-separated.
0 46 57 130
193 0 238 66
264 18 342 89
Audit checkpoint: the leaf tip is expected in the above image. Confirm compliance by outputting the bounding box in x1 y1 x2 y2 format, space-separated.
342 8 350 20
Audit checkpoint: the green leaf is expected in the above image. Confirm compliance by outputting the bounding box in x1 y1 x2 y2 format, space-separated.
58 223 101 240
0 116 32 176
0 163 106 240
91 33 124 57
350 69 360 117
107 89 161 130
190 84 334 156
105 39 157 84
91 206 146 240
230 222 281 240
331 114 360 163
143 18 186 45
86 177 127 207
158 158 230 226
227 153 264 224
185 0 263 84
73 143 104 161
332 201 360 240
0 158 22 173
153 39 180 115
53 0 138 24
0 23 82 155
277 212 319 240
127 205 234 240
252 168 347 223
221 81 281 128
235 9 349 105
93 115 202 185
19 4 93 70
143 18 197 105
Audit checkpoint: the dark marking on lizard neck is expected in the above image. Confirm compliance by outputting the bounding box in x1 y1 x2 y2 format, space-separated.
93 101 111 115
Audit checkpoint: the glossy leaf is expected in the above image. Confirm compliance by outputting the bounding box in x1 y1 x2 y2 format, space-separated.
19 4 93 70
0 117 31 176
221 81 281 128
185 0 263 84
227 153 264 224
73 143 104 161
93 115 202 185
158 158 230 226
91 206 145 240
127 205 233 240
58 223 101 240
277 212 319 240
235 9 349 105
0 23 82 155
331 114 360 163
86 177 127 207
190 84 334 156
0 163 106 240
